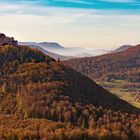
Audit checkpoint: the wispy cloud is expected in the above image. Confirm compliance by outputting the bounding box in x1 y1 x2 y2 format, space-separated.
99 0 136 3
54 0 94 5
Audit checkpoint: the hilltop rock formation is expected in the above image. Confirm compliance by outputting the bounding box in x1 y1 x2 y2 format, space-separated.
0 33 18 46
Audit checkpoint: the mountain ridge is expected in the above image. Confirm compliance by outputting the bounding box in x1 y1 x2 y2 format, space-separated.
19 42 108 58
65 44 140 80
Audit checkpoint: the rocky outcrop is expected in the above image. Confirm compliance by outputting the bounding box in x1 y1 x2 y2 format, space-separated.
0 33 18 46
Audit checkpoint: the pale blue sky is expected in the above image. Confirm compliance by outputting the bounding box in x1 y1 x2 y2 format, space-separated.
0 0 140 49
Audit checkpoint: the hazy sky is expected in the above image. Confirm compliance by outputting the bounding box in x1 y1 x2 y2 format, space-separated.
0 0 140 49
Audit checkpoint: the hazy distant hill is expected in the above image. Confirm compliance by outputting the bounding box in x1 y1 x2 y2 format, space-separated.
39 42 64 49
113 45 132 52
0 43 139 139
19 42 69 60
19 42 108 58
20 41 64 50
28 44 72 60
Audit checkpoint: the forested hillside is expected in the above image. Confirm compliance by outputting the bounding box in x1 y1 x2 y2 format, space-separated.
65 44 140 108
65 44 140 81
0 45 139 140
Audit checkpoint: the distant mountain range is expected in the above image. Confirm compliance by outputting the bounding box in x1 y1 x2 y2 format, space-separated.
20 42 135 60
26 44 72 60
19 42 71 60
19 42 108 59
20 42 64 50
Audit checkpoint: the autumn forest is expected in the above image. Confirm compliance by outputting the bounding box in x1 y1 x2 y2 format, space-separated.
0 39 138 140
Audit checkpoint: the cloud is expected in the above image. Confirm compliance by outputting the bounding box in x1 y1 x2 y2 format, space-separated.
53 0 94 5
1 0 140 11
99 0 136 3
0 1 140 16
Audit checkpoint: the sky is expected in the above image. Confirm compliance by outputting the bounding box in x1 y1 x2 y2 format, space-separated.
0 0 140 49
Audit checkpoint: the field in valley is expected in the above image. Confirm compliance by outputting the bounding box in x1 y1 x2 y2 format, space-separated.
98 80 140 108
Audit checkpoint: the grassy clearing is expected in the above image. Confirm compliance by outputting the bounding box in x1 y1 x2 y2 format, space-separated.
97 80 140 108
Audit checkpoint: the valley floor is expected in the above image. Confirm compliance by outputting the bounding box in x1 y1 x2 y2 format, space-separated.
98 80 140 108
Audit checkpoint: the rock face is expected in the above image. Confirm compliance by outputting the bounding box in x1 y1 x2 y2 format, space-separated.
0 33 18 46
